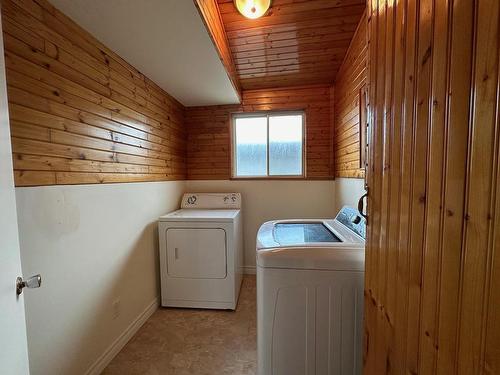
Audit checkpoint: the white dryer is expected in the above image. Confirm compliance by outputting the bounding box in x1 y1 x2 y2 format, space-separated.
158 193 243 310
256 206 366 375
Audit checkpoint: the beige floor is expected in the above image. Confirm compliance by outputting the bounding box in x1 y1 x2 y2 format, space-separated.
103 276 256 375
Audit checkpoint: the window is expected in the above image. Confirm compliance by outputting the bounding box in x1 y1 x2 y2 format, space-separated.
232 112 304 178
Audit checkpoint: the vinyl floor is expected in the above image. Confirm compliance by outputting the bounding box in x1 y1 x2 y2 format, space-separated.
102 275 256 375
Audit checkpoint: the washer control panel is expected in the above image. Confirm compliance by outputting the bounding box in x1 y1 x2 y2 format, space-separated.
335 206 366 239
181 193 241 209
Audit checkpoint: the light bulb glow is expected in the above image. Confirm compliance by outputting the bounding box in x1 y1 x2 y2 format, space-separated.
234 0 271 19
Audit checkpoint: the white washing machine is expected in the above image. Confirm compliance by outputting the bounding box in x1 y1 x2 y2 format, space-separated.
256 206 366 375
158 193 243 310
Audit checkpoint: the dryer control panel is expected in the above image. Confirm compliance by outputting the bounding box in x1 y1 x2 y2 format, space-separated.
181 193 241 209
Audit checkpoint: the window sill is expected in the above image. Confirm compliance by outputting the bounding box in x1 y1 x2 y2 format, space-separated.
230 176 311 181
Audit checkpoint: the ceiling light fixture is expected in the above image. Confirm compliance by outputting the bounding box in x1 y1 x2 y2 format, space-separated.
234 0 271 19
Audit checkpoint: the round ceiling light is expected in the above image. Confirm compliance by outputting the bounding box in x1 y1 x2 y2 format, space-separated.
234 0 271 19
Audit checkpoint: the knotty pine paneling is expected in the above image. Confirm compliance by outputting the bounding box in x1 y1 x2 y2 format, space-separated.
364 0 500 374
186 85 333 180
333 11 366 179
1 0 186 186
216 0 365 90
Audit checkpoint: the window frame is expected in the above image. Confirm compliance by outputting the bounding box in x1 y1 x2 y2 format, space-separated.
231 110 306 179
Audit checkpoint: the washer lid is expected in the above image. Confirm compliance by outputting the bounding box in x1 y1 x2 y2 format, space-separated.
159 209 240 222
257 219 364 250
256 218 364 270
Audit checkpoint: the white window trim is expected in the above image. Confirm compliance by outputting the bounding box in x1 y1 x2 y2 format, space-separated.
231 111 306 179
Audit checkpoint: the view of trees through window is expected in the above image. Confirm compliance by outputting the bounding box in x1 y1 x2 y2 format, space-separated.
233 113 304 177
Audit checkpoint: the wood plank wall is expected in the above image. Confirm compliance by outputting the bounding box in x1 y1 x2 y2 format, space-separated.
364 0 500 374
333 11 367 179
1 0 186 186
186 85 333 180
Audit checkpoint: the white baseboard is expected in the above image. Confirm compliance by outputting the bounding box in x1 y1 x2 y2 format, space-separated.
243 265 256 275
85 297 159 375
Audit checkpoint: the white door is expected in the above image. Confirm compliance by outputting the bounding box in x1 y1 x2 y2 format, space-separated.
0 13 30 375
166 228 227 278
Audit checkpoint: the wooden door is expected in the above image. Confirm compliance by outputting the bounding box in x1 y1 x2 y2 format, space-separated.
363 0 500 374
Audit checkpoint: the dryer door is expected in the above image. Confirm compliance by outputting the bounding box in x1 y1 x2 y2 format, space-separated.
166 228 227 279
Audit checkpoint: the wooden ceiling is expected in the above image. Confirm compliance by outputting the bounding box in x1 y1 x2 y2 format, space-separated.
215 0 366 90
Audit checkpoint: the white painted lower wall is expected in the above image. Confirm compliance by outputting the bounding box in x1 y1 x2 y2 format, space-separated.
185 180 337 269
14 177 365 374
333 178 366 214
15 181 185 375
